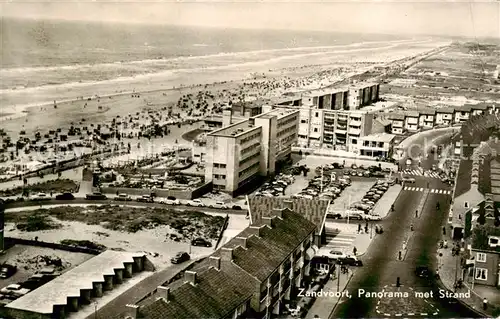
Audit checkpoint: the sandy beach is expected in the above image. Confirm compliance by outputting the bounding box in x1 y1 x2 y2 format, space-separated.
0 39 449 140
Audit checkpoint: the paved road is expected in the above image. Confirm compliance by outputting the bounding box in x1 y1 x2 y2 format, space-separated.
3 198 247 215
330 131 480 318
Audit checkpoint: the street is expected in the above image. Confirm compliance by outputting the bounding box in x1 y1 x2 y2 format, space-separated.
330 130 480 318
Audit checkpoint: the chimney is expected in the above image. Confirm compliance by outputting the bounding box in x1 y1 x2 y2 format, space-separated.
283 200 293 211
222 110 232 127
184 271 197 285
123 304 139 319
262 216 275 228
209 256 221 270
221 247 233 262
234 237 247 249
156 286 170 301
248 225 263 237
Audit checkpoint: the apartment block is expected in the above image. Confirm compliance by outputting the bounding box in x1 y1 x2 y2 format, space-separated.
435 108 455 126
205 109 299 196
301 87 349 110
347 82 380 109
132 205 318 319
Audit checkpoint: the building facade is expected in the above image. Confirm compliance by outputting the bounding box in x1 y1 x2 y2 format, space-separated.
347 82 380 109
353 133 396 158
204 109 299 196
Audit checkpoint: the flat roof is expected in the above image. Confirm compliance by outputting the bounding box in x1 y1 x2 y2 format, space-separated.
349 81 379 89
231 99 269 109
208 120 259 137
360 133 396 143
305 87 349 97
254 108 298 120
6 250 146 315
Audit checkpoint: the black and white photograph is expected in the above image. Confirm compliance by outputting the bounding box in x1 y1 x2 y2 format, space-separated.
0 1 499 318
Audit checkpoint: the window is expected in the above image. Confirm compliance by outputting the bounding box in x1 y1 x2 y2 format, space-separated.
301 119 307 124
315 112 319 117
314 128 318 132
352 139 357 145
476 253 486 262
464 201 469 208
489 237 499 247
475 268 487 281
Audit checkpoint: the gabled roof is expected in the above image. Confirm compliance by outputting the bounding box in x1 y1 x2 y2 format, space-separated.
436 107 455 114
248 197 328 234
403 111 419 118
388 113 405 120
140 263 257 319
140 208 316 319
454 160 473 198
418 108 436 115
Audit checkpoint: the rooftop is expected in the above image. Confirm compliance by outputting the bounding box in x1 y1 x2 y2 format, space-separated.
232 99 269 110
436 107 455 114
387 113 405 120
248 197 329 234
454 159 473 199
305 87 349 97
207 119 260 138
349 81 379 90
360 133 396 143
254 108 298 120
403 110 420 118
418 108 436 115
139 208 317 319
6 251 146 315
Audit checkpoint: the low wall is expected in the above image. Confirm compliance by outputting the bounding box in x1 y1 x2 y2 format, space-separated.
214 214 230 250
5 237 103 255
101 182 213 200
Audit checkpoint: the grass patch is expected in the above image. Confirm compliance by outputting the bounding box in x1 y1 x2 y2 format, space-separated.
13 212 62 232
0 178 79 197
6 205 226 240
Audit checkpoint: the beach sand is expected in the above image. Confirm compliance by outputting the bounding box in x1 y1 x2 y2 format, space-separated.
0 40 449 140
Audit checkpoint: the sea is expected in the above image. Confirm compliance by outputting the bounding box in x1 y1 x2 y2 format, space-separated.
0 17 414 92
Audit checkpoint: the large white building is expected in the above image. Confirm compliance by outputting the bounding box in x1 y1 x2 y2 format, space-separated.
204 108 299 196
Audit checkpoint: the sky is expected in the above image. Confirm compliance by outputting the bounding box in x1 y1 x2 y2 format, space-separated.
1 1 499 38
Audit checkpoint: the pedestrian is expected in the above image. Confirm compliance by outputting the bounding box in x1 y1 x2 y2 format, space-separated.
442 226 446 235
483 297 488 310
353 247 357 256
415 210 418 218
358 224 362 233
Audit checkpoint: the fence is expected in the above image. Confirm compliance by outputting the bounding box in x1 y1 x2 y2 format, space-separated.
100 181 213 200
5 237 103 255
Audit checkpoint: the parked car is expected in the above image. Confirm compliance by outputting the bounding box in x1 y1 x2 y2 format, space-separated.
86 193 107 200
327 251 347 260
0 264 17 279
115 193 132 201
0 284 31 298
402 177 416 183
163 196 180 205
327 212 343 219
347 212 364 220
170 252 190 264
186 199 204 207
364 214 382 221
191 238 212 247
55 193 75 200
136 195 154 203
210 201 227 209
231 205 242 210
406 159 412 166
31 193 49 201
337 256 363 266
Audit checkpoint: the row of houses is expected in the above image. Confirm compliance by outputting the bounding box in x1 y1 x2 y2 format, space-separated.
387 103 500 135
447 112 500 288
121 198 330 319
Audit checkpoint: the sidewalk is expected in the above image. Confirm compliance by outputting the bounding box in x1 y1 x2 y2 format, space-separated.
305 269 354 319
438 238 500 317
371 184 403 218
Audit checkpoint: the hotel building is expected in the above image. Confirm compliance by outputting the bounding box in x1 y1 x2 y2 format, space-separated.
204 108 299 196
